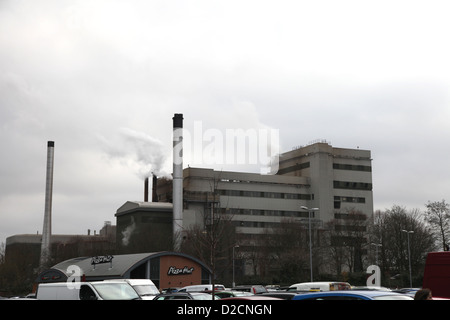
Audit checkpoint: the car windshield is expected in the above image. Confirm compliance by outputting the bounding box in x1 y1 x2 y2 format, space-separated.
91 283 140 300
133 284 160 296
373 294 414 300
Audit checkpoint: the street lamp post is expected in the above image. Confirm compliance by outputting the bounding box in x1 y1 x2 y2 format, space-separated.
402 230 414 288
232 245 239 288
301 206 319 282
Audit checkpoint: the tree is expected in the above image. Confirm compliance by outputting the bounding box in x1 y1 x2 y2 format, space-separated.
262 218 309 283
425 200 450 251
0 242 4 265
181 214 236 287
325 209 369 274
372 205 435 287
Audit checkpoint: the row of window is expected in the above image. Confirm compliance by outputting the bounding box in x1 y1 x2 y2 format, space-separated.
277 162 372 175
334 213 367 220
232 220 358 231
334 196 366 203
220 208 314 218
277 162 310 175
333 181 372 191
333 163 372 172
219 189 312 200
232 219 320 229
334 196 366 209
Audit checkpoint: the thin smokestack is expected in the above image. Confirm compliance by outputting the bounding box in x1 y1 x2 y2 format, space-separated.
40 141 54 269
172 113 183 251
152 174 158 202
144 177 149 202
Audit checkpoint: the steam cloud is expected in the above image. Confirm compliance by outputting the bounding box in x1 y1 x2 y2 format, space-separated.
121 216 136 246
100 127 171 179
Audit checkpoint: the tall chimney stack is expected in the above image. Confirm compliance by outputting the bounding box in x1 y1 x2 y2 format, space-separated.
40 141 54 269
172 113 183 251
152 174 158 202
144 177 149 202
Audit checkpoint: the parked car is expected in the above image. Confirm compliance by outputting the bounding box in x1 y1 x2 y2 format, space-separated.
104 279 160 300
177 284 225 292
153 292 219 300
351 286 392 291
392 288 420 298
214 290 254 299
287 281 351 292
232 285 268 294
292 290 413 300
160 287 180 294
259 292 299 300
36 281 141 300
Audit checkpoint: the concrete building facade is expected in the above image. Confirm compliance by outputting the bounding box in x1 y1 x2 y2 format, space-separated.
147 142 374 277
155 141 373 235
277 141 373 223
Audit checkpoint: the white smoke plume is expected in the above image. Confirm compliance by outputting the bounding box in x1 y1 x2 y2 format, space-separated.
121 216 136 246
99 127 171 179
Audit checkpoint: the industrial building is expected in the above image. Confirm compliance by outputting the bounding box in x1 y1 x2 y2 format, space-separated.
5 114 373 286
156 167 315 234
151 140 373 235
278 141 373 223
5 222 116 270
114 140 373 277
115 201 173 254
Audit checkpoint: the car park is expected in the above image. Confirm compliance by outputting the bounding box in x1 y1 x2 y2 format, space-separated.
153 292 219 300
292 290 413 300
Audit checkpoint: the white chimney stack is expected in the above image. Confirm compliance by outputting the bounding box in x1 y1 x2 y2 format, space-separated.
172 114 183 251
40 141 54 269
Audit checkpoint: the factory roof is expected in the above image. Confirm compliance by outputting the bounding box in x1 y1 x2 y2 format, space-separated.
115 201 173 217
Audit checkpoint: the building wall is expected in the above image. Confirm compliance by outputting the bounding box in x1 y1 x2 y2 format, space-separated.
115 202 173 254
179 167 313 235
277 142 373 223
152 142 374 277
159 255 205 288
156 142 373 234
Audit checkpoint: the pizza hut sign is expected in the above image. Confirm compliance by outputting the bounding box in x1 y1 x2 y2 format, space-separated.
167 266 194 276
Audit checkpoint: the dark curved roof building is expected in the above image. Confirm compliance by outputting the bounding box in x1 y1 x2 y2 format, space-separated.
36 251 212 289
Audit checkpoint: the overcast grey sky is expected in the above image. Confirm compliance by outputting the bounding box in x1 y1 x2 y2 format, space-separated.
1 0 450 245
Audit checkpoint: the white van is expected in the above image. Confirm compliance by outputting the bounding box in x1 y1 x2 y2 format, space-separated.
177 284 225 292
287 281 351 292
36 281 141 300
105 279 159 300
